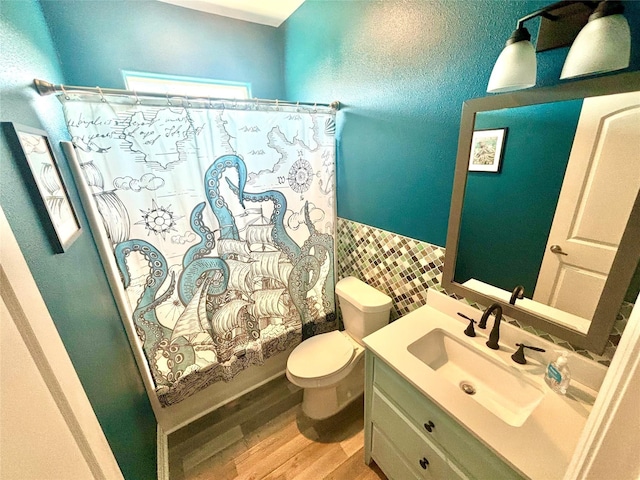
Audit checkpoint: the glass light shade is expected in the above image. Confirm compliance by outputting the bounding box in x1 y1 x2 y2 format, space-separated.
487 40 537 93
561 14 630 79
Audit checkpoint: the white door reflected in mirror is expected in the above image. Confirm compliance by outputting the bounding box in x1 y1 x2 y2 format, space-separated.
534 91 640 320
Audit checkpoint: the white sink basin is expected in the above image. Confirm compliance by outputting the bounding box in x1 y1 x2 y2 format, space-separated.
407 328 544 427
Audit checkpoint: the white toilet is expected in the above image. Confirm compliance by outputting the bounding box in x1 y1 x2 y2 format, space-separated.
286 276 392 419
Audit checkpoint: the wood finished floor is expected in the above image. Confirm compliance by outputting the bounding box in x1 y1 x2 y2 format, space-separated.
168 375 387 480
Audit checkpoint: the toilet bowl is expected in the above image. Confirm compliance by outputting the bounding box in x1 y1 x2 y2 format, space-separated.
286 276 392 419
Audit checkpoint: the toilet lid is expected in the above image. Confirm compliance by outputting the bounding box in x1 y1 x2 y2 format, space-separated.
287 331 354 379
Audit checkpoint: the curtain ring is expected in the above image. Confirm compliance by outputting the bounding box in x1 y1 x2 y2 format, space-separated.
184 95 191 108
296 100 300 112
166 93 172 106
313 102 317 113
255 97 259 109
133 89 141 105
60 84 70 100
96 86 106 103
275 99 279 111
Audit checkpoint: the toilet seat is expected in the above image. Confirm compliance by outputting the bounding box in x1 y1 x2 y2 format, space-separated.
287 331 355 380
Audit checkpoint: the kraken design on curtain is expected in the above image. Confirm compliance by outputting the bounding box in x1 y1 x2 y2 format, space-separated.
61 95 336 406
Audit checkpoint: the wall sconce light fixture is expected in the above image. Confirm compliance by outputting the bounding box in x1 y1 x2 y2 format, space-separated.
487 0 631 93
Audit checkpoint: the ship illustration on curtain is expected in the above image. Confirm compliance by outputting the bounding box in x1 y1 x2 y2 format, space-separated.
62 96 336 406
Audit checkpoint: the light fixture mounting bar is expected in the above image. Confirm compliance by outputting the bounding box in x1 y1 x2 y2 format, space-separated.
515 0 597 29
538 1 600 52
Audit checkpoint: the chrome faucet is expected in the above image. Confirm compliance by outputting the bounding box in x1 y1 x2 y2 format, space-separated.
478 303 503 350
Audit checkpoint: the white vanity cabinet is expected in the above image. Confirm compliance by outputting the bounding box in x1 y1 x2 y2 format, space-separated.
365 351 523 480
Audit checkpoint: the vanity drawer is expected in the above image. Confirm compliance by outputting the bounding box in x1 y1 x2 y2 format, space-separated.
371 388 464 480
371 425 422 480
373 356 521 480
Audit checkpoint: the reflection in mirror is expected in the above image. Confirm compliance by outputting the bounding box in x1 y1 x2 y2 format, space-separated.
455 93 640 333
456 99 582 323
444 73 640 354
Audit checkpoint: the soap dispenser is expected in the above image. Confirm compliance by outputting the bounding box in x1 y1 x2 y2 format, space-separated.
545 351 571 395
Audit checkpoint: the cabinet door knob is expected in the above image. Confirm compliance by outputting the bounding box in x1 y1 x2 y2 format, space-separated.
423 420 435 433
419 457 430 469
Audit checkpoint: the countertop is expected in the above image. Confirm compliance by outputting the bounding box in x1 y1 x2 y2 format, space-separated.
363 291 603 480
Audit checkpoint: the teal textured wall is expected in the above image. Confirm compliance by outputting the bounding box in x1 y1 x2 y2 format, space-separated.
0 1 156 478
283 0 640 247
455 100 583 294
39 0 284 98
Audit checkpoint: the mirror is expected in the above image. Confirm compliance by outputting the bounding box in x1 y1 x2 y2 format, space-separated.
443 72 640 354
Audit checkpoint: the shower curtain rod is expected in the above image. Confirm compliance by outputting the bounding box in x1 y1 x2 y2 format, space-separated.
33 79 340 110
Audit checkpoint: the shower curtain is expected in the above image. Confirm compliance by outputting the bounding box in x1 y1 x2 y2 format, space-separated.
60 94 336 406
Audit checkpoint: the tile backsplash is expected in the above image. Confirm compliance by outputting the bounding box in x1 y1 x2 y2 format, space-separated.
336 218 629 366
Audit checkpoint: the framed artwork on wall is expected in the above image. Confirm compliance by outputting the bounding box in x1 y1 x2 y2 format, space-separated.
2 123 82 253
468 128 508 173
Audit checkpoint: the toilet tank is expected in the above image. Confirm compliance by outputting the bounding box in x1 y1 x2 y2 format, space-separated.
336 276 392 344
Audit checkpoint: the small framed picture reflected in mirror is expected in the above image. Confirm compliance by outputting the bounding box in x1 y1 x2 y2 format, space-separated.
468 128 508 173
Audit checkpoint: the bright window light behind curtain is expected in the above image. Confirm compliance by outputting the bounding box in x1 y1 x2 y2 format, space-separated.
123 70 252 99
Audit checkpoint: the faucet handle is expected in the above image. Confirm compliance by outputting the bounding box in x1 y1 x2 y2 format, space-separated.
457 312 477 337
464 319 476 337
511 343 546 364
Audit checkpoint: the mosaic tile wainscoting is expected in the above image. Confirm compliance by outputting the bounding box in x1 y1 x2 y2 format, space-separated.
335 218 629 366
336 218 446 321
